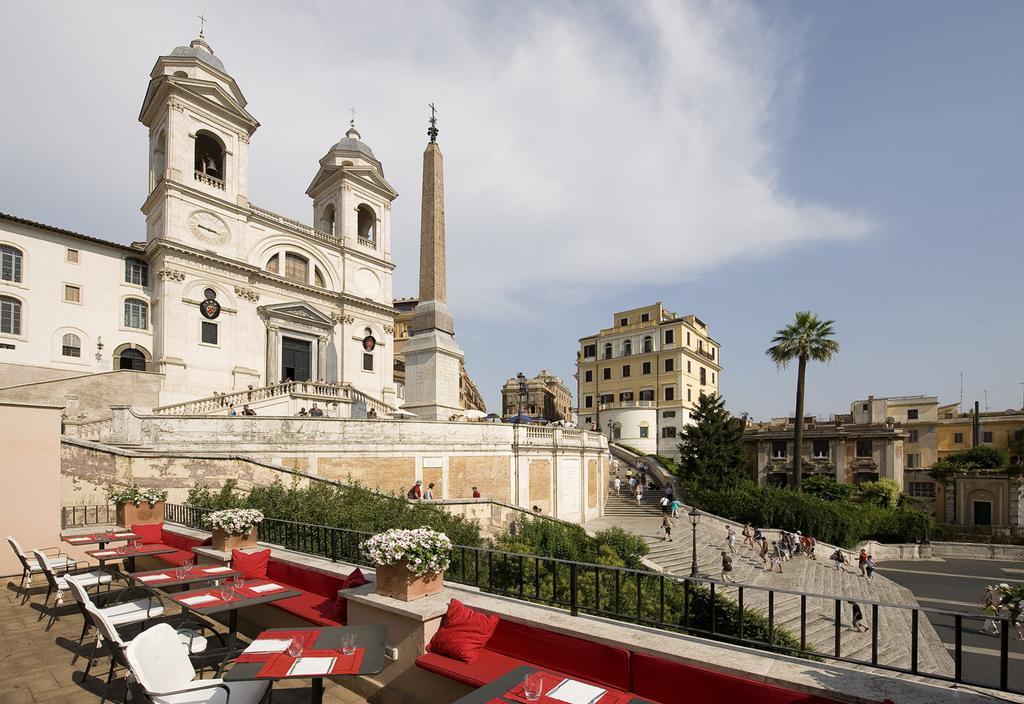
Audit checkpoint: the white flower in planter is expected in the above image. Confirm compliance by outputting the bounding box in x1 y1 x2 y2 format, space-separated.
107 484 168 506
361 527 452 577
207 508 265 535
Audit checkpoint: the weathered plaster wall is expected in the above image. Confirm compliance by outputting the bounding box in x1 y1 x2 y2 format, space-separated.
0 369 163 418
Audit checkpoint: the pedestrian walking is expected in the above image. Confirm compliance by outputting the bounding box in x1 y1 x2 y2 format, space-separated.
831 549 847 573
850 602 868 632
423 482 436 500
980 586 1001 636
726 525 736 554
670 497 683 517
662 514 675 541
407 480 423 500
759 538 769 569
628 476 637 492
770 541 784 573
858 549 868 578
865 555 875 580
660 495 671 514
635 483 644 506
720 551 736 583
753 527 764 543
613 477 621 496
742 523 754 548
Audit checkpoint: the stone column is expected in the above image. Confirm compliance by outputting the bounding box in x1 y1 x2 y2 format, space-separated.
317 335 328 381
834 440 847 483
266 325 279 385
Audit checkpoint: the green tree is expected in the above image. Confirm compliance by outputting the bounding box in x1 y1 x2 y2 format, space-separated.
676 391 746 486
801 474 854 502
766 312 840 492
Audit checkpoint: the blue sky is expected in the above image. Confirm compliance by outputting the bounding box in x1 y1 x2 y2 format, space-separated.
0 1 1020 418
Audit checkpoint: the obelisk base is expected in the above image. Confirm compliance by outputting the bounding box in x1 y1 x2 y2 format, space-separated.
401 327 465 421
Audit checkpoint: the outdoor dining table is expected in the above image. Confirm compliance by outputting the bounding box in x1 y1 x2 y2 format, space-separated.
452 664 657 704
224 623 387 704
170 579 303 660
129 563 241 590
85 544 176 573
62 530 140 551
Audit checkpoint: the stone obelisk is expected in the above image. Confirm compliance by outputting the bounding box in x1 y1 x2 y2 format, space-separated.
402 106 465 421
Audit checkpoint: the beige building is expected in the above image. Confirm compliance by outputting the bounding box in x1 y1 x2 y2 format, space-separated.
501 370 572 423
392 297 485 413
576 303 721 458
744 415 907 488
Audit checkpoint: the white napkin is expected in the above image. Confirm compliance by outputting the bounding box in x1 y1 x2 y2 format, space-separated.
113 532 135 537
250 583 284 593
547 679 606 704
202 566 233 573
180 594 218 606
93 550 117 557
67 537 90 543
287 657 336 676
243 638 291 654
137 574 171 582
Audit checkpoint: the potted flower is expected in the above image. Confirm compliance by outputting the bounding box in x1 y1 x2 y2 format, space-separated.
361 527 451 601
206 508 264 551
108 485 168 527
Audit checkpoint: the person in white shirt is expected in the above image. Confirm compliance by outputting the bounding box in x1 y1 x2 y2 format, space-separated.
613 477 621 496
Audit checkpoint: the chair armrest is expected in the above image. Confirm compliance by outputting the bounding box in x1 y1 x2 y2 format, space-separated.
39 546 67 556
146 681 233 701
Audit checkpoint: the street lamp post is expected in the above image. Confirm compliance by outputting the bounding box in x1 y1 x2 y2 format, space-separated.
515 372 527 425
689 507 701 577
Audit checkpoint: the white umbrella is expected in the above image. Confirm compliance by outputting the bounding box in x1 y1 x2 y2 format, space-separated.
389 408 417 418
462 409 487 420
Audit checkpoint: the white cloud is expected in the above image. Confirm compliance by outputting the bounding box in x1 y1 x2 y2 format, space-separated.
0 0 873 321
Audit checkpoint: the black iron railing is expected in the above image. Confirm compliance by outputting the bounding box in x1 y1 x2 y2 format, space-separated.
61 504 117 529
163 504 1019 694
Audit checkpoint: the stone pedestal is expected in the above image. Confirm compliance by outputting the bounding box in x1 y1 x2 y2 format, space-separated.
401 325 464 421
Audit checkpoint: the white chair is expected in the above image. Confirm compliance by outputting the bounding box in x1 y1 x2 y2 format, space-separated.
6 535 75 601
32 549 117 629
66 575 165 664
83 599 221 704
125 623 270 704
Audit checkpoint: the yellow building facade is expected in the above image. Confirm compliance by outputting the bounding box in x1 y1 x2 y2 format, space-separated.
576 303 721 458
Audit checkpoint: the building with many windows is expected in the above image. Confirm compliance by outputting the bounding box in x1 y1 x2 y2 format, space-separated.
0 34 399 410
500 370 572 423
576 303 721 458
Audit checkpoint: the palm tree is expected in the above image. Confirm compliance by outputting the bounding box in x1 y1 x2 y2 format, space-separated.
766 311 840 492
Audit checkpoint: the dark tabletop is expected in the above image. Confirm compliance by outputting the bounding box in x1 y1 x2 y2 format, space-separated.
171 581 302 615
63 531 139 546
224 624 388 681
129 564 242 588
451 665 656 704
86 545 176 561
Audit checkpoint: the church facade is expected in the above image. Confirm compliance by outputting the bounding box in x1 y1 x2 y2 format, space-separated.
0 36 398 408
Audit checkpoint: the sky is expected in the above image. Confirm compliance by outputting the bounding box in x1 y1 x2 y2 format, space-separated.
1 1 1021 419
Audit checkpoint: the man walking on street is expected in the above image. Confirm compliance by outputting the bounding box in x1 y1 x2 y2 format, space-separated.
726 525 736 554
720 551 736 583
662 514 675 541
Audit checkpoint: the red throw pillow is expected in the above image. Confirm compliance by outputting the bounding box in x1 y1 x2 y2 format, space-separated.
336 568 369 622
427 598 500 664
232 548 270 579
131 523 163 545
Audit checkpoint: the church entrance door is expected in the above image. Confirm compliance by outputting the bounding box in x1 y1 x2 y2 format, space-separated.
281 336 312 382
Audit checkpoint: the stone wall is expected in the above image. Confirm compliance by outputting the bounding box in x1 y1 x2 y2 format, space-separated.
0 369 163 418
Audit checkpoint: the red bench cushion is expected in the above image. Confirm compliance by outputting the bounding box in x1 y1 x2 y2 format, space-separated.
232 549 271 579
631 653 844 704
416 650 526 688
270 589 345 627
486 619 631 692
427 599 500 664
160 530 208 551
154 546 195 566
132 523 163 545
266 560 348 599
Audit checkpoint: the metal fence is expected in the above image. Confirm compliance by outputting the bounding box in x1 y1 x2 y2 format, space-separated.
61 504 117 529
162 503 1018 694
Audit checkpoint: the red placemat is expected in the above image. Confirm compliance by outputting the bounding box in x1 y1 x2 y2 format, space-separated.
257 648 364 678
236 630 321 664
173 589 230 609
505 673 622 704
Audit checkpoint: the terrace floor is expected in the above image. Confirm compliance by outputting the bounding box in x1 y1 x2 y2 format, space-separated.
0 578 369 703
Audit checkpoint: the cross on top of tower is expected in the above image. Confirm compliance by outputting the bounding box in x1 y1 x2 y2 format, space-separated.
349 106 357 127
427 103 438 143
197 14 207 38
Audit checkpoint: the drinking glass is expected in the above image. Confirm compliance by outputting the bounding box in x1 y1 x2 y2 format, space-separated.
116 545 125 555
219 585 233 601
176 565 187 580
184 559 194 571
523 673 543 701
339 633 357 656
234 575 246 591
286 636 304 658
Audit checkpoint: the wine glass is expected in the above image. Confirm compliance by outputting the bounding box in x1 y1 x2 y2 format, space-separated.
286 636 304 658
339 633 357 656
234 575 246 592
523 673 543 701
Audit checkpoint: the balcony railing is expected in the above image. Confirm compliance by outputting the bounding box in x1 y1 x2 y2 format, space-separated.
61 504 117 529
357 236 375 249
162 502 1019 694
194 170 225 190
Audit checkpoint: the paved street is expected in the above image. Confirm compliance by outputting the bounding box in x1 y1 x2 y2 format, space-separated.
877 558 1024 694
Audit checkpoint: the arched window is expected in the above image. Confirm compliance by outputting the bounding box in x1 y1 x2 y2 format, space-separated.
314 267 325 288
124 298 148 329
0 296 21 335
284 253 308 284
357 204 376 242
266 254 279 273
643 335 653 353
623 340 632 356
152 129 166 185
194 130 225 181
61 333 81 358
1 245 23 283
119 348 147 371
320 204 336 235
125 258 148 286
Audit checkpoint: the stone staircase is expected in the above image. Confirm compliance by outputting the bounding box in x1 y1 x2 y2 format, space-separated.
151 380 395 416
595 490 954 678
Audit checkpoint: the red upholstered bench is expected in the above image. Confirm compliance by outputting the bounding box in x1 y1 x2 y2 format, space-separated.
630 653 845 704
262 559 357 627
416 617 631 694
153 529 211 566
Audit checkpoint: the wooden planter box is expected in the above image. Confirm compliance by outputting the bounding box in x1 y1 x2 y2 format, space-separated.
374 559 444 602
117 500 164 528
212 526 258 552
